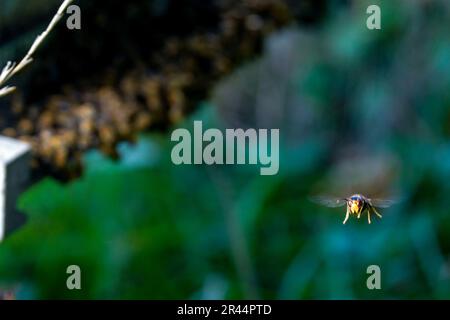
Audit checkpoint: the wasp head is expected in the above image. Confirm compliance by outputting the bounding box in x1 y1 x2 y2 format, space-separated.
348 195 364 214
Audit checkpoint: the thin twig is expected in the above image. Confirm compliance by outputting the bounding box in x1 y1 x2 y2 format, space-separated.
207 167 260 299
0 0 75 98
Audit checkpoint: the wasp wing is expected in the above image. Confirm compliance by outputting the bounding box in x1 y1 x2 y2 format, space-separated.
309 196 347 208
369 199 398 208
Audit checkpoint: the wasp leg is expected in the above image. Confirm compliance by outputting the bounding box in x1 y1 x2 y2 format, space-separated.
371 206 383 219
367 209 372 224
343 207 350 224
357 211 361 219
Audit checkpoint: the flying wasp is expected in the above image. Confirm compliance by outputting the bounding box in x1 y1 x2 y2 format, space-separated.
310 194 397 224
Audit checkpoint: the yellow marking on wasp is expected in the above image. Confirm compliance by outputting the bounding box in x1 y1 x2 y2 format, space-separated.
350 202 360 214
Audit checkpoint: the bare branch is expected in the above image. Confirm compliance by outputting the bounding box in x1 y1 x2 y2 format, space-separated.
0 0 75 98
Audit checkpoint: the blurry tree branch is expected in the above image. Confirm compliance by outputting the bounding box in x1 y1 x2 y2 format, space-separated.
0 0 74 98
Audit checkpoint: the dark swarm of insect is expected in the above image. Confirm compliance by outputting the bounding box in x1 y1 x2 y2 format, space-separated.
0 0 294 179
311 194 398 224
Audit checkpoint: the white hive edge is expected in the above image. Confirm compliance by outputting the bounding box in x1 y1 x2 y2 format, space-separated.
0 135 31 241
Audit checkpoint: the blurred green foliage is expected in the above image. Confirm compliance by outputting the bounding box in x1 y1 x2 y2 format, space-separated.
1 0 450 299
0 103 449 299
